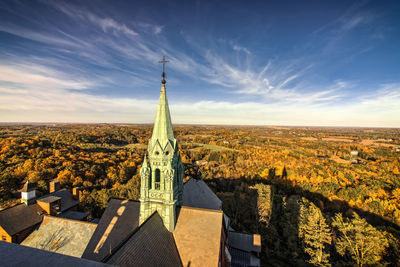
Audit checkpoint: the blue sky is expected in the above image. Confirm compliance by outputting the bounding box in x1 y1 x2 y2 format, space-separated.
0 0 399 127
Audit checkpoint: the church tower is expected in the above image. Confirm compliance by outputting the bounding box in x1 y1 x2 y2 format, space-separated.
139 57 184 232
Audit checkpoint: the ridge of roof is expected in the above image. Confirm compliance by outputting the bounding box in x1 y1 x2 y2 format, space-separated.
180 205 224 214
42 214 97 226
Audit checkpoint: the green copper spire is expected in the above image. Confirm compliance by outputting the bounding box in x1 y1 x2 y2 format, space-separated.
150 82 174 146
139 56 184 232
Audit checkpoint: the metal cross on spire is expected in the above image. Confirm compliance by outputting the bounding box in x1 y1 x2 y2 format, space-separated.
159 56 169 84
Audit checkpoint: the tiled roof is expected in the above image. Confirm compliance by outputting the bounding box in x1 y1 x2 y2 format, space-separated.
173 206 223 267
0 203 42 236
107 212 182 267
37 188 79 212
21 216 97 258
82 199 140 262
0 242 113 267
183 178 222 210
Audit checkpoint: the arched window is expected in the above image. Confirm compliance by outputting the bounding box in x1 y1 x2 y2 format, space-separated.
155 169 161 190
148 173 152 189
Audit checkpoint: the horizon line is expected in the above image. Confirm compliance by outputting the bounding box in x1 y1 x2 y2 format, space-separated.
0 122 399 129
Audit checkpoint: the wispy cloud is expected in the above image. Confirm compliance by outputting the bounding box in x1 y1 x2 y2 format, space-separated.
359 84 400 109
232 44 251 55
49 2 138 37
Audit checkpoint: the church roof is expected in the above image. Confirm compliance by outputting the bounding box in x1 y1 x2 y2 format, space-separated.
106 212 182 267
0 203 42 236
0 242 113 267
173 206 224 267
150 84 174 147
82 199 140 262
21 216 97 258
183 178 222 210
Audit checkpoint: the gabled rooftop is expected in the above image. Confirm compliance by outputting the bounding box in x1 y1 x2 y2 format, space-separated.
0 203 42 236
21 216 97 258
36 188 78 212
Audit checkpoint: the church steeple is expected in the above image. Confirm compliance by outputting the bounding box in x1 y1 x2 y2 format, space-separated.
139 57 184 232
150 79 174 147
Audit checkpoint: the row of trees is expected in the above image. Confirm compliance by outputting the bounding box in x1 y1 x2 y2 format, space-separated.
0 124 399 264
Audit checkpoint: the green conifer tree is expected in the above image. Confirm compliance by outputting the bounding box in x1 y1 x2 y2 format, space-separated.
299 199 331 266
332 212 389 267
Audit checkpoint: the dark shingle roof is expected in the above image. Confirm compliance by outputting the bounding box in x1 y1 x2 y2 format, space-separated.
82 199 140 262
183 178 222 210
0 242 114 267
106 212 182 267
228 231 261 253
21 216 97 257
0 204 43 236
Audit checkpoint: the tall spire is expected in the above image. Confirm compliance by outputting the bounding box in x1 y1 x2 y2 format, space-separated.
151 56 174 145
139 56 184 232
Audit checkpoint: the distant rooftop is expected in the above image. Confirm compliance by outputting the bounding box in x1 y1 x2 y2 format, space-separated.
0 203 42 236
37 188 78 212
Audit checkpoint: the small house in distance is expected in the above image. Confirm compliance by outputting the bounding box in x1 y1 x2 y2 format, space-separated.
0 180 86 244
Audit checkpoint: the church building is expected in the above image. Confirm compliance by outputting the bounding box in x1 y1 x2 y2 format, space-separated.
0 58 260 267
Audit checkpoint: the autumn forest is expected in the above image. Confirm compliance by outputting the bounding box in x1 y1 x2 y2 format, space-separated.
0 124 399 266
